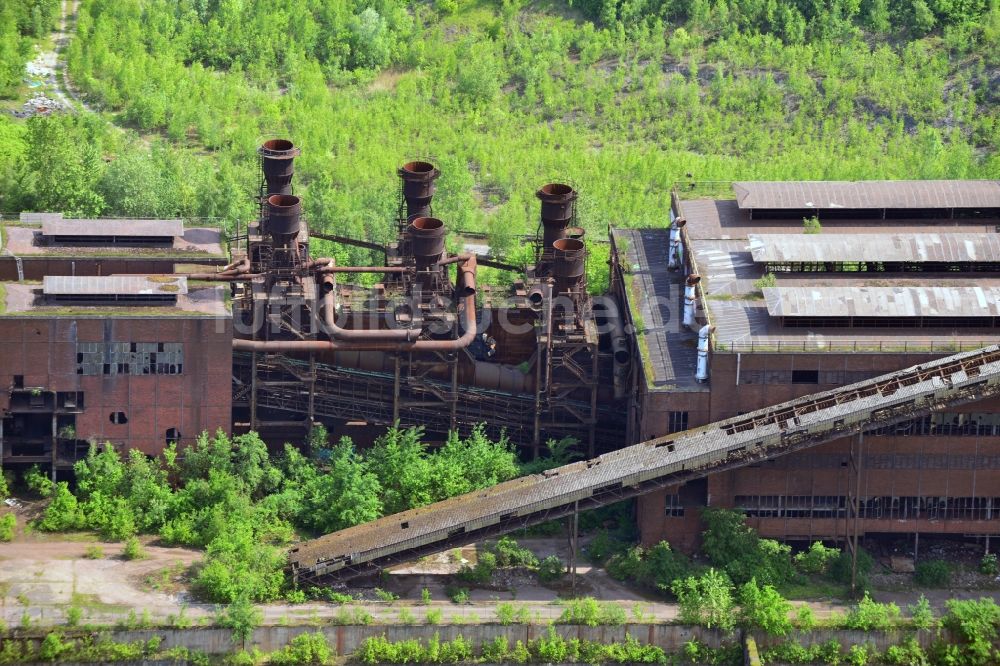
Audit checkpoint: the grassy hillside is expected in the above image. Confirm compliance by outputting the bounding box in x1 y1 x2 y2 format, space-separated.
0 0 997 270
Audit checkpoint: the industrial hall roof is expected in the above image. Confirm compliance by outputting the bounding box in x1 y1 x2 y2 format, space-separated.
748 233 1000 264
733 180 1000 211
41 218 184 238
763 286 1000 319
42 275 188 296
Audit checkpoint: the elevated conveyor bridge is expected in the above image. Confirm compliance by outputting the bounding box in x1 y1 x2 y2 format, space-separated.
290 346 1000 583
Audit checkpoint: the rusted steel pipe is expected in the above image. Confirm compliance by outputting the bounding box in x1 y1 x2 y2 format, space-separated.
305 258 408 274
184 273 264 281
319 280 417 342
317 266 409 274
220 257 251 273
308 233 387 253
232 258 478 353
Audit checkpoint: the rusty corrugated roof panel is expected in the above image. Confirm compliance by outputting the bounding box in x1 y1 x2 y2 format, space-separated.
748 233 1000 264
763 286 1000 318
41 218 184 237
42 276 188 296
733 181 1000 211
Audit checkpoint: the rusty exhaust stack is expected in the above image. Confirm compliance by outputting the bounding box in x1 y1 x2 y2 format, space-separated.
552 237 585 294
398 161 440 221
536 183 577 252
259 139 300 196
408 216 447 269
266 194 302 246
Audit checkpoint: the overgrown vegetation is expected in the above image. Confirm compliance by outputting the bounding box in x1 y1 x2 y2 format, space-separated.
1 0 996 291
357 629 672 664
31 425 523 604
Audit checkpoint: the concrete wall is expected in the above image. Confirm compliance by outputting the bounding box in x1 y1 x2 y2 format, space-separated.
5 623 734 657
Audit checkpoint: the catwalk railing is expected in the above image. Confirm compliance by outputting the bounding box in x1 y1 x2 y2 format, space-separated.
289 345 1000 582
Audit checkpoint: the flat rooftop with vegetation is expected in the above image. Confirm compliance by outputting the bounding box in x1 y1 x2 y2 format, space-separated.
0 276 230 318
2 213 226 258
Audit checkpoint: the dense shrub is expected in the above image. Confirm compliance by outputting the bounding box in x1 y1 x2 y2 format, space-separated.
537 555 565 583
915 559 952 587
269 632 332 665
737 578 792 636
606 541 692 594
845 593 901 631
557 597 627 626
793 542 839 576
936 598 1000 665
457 551 497 585
700 509 792 586
492 537 538 568
829 547 875 589
671 568 736 631
0 514 15 542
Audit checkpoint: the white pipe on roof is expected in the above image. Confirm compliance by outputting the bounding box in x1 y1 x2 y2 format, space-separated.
696 325 712 383
668 218 686 270
683 275 699 329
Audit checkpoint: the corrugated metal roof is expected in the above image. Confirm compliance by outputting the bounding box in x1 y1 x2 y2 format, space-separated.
42 276 188 296
733 181 1000 211
764 286 1000 318
748 233 1000 264
41 219 184 238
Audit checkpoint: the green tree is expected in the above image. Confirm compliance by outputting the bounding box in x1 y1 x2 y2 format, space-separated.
18 116 105 216
37 482 82 531
194 524 286 603
672 568 736 630
737 578 792 636
430 426 520 500
297 439 383 533
218 596 263 644
97 146 179 218
700 508 792 586
0 8 28 98
939 598 1000 665
349 8 391 70
0 514 15 542
366 426 434 514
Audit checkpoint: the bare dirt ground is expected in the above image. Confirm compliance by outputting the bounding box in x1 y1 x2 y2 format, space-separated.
0 524 831 629
4 504 1000 629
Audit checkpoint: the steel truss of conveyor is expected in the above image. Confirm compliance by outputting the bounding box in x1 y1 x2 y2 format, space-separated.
289 345 1000 584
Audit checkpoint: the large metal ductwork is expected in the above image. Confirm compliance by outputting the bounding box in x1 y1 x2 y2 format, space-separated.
259 139 300 196
398 161 441 221
551 237 586 295
537 183 577 252
266 194 302 247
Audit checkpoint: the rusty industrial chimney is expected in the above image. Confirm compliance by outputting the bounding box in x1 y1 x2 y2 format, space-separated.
398 161 441 221
408 216 446 269
536 183 577 252
266 194 302 246
259 139 301 196
552 237 585 295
